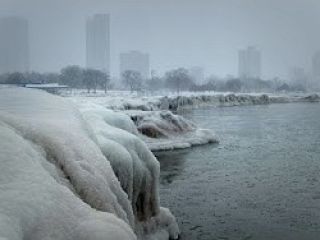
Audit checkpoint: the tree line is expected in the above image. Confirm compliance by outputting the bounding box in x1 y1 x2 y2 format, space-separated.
0 65 305 93
0 66 111 93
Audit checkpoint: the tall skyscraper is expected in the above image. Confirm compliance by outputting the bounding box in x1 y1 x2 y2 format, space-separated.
311 51 320 89
312 51 320 79
238 46 261 80
289 66 308 89
86 14 110 74
0 17 29 74
120 51 150 79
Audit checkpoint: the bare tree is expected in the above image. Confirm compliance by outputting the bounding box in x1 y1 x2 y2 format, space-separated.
100 72 110 94
60 65 83 88
122 70 142 92
164 68 193 94
83 69 110 93
5 72 26 85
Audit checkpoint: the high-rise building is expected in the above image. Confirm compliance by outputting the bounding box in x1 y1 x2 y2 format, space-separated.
238 46 261 80
120 51 150 79
0 17 29 74
311 51 320 89
86 14 110 73
289 66 308 89
189 66 205 85
312 51 320 79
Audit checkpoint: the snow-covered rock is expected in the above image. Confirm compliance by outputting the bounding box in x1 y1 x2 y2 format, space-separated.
0 88 179 240
303 93 320 102
126 110 218 151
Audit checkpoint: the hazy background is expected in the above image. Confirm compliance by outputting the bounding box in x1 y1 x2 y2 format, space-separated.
1 0 319 79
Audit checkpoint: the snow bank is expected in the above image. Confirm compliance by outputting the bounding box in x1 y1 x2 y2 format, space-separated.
0 88 179 240
71 92 320 112
126 110 218 151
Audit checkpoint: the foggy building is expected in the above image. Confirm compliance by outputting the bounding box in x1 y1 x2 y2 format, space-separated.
238 46 261 80
86 14 110 73
289 67 308 90
189 66 205 85
0 17 29 74
120 51 150 79
312 51 320 88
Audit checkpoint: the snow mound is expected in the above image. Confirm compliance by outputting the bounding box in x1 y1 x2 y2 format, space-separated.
0 88 179 240
303 93 320 102
160 94 271 110
127 110 218 151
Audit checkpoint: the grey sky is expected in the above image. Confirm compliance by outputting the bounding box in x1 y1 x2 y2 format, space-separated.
1 0 320 79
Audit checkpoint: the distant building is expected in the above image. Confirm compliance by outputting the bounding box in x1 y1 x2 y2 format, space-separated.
86 14 110 74
189 66 205 85
238 46 261 80
289 67 308 90
312 51 320 89
312 51 320 78
120 51 150 79
0 17 29 74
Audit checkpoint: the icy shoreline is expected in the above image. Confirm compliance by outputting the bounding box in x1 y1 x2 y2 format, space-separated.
70 91 320 112
71 91 319 151
0 88 179 240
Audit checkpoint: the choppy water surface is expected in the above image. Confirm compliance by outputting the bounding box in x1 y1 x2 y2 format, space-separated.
156 103 320 240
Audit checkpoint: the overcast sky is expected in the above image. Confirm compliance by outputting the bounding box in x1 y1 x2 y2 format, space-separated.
1 0 320 79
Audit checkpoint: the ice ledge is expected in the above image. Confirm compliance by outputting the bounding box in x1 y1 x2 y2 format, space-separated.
125 110 219 151
0 88 179 240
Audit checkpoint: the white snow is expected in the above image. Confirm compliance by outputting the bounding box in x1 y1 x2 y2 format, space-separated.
126 110 218 151
70 91 320 112
70 91 320 151
0 88 179 240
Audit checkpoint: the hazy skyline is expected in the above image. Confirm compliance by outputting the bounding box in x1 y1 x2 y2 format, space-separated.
1 0 320 79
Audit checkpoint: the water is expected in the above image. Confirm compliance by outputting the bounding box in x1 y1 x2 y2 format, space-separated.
156 103 320 240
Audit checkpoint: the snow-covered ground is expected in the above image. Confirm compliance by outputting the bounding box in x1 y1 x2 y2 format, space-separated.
0 88 179 240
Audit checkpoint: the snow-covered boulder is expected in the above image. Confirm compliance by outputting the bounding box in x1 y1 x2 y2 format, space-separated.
303 93 320 102
126 110 218 151
0 88 179 240
130 110 195 138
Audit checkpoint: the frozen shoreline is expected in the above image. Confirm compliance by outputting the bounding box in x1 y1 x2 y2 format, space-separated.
69 91 320 112
70 91 319 151
0 88 179 240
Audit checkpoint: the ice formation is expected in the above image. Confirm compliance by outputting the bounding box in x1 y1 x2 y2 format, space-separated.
0 88 179 240
127 110 218 151
71 91 320 112
72 91 320 151
73 91 320 151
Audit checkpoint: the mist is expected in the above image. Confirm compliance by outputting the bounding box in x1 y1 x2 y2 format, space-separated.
1 0 320 79
1 1 320 240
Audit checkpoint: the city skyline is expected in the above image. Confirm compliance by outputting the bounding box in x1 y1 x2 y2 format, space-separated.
0 0 320 81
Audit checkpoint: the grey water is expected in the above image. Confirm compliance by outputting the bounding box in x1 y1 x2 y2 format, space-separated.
156 103 320 240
